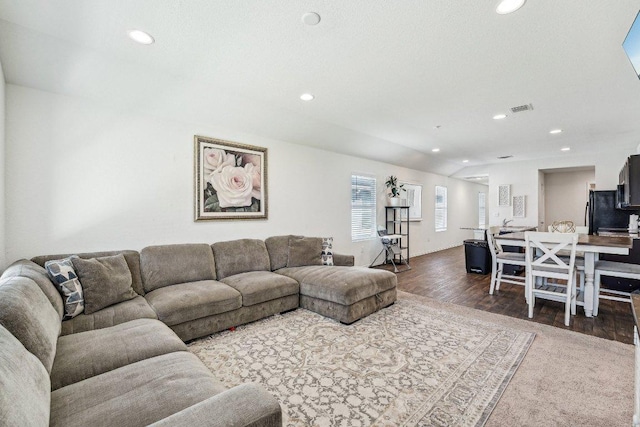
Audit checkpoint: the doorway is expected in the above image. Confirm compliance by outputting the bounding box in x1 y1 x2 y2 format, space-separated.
540 166 596 230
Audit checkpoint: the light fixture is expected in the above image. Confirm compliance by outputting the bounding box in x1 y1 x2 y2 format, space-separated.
302 12 321 26
432 148 440 152
127 30 155 45
493 114 507 120
462 159 469 163
496 0 526 15
561 147 571 152
300 93 315 101
549 129 563 134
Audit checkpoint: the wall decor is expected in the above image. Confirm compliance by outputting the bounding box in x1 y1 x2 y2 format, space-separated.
194 135 267 221
400 182 423 221
498 184 511 207
512 195 526 218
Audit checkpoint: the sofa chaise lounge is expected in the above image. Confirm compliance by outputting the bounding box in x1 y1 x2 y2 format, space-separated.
0 235 397 426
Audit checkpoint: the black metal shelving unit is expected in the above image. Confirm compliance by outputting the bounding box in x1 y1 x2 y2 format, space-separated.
385 206 410 266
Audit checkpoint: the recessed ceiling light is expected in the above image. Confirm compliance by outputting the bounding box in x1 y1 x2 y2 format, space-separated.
493 114 507 120
300 93 314 101
496 0 526 15
432 148 440 152
550 129 563 134
462 159 469 163
302 12 321 26
127 30 154 45
561 147 571 152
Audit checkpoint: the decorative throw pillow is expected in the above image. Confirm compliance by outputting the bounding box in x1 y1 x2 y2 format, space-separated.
321 237 334 266
44 256 84 319
72 254 137 315
287 236 323 268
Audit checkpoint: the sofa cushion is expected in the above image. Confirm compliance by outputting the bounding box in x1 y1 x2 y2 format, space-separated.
45 256 85 319
52 318 187 390
0 276 61 373
322 237 334 266
50 352 227 427
32 250 144 296
288 236 323 267
211 239 271 280
147 383 282 427
140 244 216 293
72 254 138 314
265 235 300 271
276 266 397 306
0 324 50 427
220 271 299 306
1 259 64 320
60 295 157 336
144 280 241 326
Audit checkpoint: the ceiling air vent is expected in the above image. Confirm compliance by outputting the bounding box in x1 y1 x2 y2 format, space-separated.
497 155 513 159
510 103 533 113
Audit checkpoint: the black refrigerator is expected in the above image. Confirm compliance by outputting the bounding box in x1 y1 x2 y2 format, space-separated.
587 190 634 234
587 189 640 292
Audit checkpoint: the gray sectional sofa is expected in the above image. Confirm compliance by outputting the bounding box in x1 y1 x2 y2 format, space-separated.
0 235 397 426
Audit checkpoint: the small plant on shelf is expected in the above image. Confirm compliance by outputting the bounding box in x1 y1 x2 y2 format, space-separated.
385 176 406 206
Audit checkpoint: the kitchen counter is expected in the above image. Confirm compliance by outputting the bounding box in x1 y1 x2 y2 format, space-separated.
632 294 640 340
498 226 538 233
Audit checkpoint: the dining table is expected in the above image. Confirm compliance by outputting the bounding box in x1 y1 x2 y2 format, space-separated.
495 231 633 317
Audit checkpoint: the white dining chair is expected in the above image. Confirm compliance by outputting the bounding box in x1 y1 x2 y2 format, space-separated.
593 260 640 316
547 224 586 303
487 226 527 295
525 231 579 326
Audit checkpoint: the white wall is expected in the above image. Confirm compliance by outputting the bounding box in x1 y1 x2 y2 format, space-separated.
455 152 630 229
4 84 487 267
544 169 595 227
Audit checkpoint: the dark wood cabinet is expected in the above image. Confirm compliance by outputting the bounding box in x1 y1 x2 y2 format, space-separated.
619 154 640 209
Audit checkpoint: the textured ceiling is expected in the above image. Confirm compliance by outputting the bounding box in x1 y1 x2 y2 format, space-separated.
1 0 640 176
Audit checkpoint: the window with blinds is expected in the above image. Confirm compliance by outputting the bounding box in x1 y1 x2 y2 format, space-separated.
478 192 486 227
351 175 377 241
435 185 447 232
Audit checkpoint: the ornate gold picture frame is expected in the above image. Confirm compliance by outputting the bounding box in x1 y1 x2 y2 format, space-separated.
194 135 268 221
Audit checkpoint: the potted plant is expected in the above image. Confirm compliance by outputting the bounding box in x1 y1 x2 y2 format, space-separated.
385 175 406 206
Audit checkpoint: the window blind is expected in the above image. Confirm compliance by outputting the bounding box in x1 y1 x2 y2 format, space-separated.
435 185 447 232
351 175 377 241
478 192 486 227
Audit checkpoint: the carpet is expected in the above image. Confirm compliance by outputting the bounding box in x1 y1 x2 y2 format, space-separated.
399 292 635 426
188 298 534 426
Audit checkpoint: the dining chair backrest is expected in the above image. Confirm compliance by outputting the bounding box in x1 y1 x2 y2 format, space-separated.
525 231 579 279
486 226 502 256
574 226 588 234
550 220 575 233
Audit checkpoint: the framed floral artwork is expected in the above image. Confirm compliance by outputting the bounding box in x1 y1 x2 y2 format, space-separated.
194 135 267 220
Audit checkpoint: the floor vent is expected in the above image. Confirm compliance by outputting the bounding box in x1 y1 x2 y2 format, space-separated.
510 103 534 113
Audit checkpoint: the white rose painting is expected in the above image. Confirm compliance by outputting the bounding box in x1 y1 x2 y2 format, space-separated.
195 136 267 220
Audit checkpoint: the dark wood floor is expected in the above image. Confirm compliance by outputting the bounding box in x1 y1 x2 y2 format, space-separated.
376 246 636 345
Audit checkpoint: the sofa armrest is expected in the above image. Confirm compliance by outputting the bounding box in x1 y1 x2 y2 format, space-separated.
148 383 282 427
333 253 355 266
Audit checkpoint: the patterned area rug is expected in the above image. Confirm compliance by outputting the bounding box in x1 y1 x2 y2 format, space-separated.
188 299 534 426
